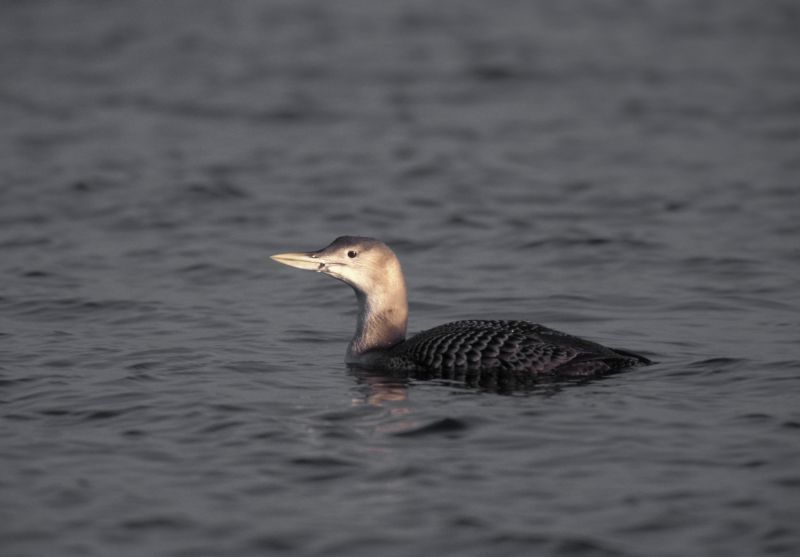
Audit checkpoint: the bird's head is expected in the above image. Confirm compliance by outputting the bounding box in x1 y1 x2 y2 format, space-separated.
271 236 404 296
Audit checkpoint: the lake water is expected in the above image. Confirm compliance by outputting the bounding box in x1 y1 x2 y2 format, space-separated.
1 1 799 556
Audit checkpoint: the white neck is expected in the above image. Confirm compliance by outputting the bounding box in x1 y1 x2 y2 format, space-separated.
346 262 408 360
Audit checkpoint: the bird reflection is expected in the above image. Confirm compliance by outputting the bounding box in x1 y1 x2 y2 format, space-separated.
349 369 411 407
348 364 580 406
347 367 417 434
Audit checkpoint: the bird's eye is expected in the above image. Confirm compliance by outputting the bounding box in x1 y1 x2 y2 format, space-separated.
347 250 358 258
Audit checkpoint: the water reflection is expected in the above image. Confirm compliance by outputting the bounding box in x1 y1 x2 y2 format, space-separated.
347 364 581 405
346 366 590 437
349 369 411 407
346 367 417 434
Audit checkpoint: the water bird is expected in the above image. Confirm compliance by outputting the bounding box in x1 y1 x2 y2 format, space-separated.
271 236 650 377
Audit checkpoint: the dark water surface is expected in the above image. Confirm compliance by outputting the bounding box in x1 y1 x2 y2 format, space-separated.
2 1 800 556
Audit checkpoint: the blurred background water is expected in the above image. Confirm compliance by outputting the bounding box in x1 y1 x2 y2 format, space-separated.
1 1 799 556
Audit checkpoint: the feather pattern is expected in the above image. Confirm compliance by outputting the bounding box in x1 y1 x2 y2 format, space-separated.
382 320 649 376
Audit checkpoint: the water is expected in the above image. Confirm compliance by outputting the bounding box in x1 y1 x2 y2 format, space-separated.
2 1 799 555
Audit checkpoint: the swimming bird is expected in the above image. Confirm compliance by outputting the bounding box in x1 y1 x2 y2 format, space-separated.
271 236 650 377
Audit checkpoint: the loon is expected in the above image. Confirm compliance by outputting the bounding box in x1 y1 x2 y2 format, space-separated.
271 236 650 377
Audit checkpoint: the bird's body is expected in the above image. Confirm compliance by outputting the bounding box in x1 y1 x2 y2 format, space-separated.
379 320 647 376
272 236 650 377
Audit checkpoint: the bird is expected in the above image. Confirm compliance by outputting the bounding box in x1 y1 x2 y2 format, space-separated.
271 236 650 377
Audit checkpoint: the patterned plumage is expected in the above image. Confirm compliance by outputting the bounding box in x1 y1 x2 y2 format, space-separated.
382 320 649 376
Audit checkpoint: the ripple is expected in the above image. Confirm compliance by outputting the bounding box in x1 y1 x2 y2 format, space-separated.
8 297 161 322
174 181 250 201
121 516 194 531
687 357 749 372
289 455 357 468
83 409 124 420
246 534 298 552
393 417 471 438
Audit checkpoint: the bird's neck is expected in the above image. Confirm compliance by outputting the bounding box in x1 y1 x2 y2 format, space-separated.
347 272 408 360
